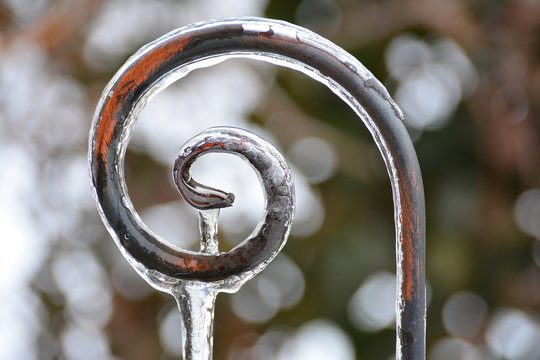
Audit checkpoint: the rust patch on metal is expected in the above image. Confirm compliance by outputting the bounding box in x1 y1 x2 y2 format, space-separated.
95 35 191 167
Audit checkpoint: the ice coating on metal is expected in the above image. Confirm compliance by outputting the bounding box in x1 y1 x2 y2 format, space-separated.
89 17 425 359
94 125 295 283
173 209 219 360
174 282 217 360
198 209 220 255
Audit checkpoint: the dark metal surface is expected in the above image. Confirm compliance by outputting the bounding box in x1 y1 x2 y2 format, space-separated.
89 18 425 359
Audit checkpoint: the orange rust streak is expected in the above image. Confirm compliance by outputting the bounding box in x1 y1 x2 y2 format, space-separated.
186 259 213 272
199 142 226 151
157 252 216 274
177 257 213 272
94 35 191 167
400 172 415 302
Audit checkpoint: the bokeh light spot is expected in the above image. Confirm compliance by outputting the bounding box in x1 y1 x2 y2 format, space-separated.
277 319 355 360
514 189 540 239
347 271 396 332
442 291 488 338
385 33 477 131
159 305 183 357
485 308 540 359
60 324 111 360
288 137 338 183
428 337 476 360
232 254 305 323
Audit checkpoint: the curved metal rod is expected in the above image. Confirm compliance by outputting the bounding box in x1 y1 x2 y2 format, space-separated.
89 17 425 359
94 124 295 282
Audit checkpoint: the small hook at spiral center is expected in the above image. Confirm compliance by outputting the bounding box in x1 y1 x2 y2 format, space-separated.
173 146 235 211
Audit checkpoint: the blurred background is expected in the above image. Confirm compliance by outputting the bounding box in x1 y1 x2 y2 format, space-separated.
1 0 540 359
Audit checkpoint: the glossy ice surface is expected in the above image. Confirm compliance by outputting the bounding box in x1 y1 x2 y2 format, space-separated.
89 17 425 359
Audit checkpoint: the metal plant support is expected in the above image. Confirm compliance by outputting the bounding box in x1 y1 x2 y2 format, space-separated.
89 17 426 359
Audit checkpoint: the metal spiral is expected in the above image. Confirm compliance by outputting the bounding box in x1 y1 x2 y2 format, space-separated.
89 17 425 359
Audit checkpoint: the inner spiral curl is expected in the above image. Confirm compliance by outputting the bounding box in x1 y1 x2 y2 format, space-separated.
173 137 236 211
172 127 294 217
